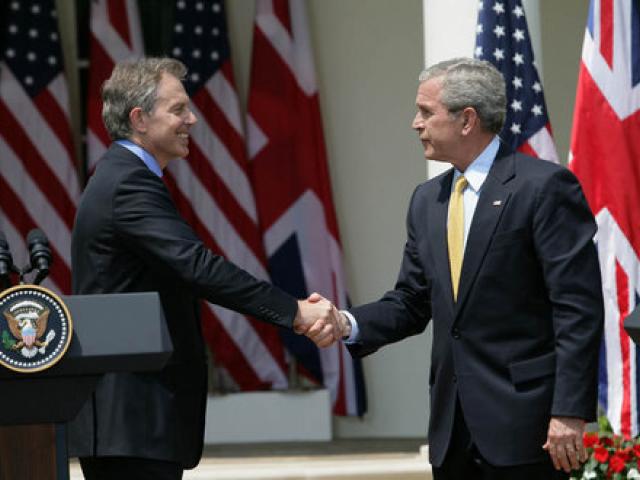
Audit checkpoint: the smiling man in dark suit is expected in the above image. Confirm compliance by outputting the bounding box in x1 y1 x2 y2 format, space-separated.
68 58 341 480
336 58 604 479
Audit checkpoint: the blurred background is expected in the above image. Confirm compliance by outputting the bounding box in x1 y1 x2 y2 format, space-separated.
1 0 589 443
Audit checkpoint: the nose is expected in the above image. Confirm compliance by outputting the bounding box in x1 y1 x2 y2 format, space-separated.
186 109 197 126
412 111 423 131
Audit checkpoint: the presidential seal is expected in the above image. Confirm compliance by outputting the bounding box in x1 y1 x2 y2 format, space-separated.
0 285 72 373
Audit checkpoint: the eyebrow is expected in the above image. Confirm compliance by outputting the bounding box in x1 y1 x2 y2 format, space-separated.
169 99 189 110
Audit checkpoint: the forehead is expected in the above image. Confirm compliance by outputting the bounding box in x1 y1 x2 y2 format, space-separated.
155 73 189 104
416 77 444 106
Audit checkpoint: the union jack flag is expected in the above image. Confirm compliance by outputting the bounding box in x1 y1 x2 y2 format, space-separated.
247 0 366 415
569 0 640 438
0 0 79 294
475 0 558 161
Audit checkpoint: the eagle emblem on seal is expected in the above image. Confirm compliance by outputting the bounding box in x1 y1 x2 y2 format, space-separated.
0 286 72 373
2 302 56 359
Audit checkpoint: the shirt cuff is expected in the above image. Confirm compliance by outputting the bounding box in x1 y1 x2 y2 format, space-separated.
341 310 360 343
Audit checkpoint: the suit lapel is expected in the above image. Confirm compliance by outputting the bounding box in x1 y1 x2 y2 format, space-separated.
454 149 515 315
429 170 456 317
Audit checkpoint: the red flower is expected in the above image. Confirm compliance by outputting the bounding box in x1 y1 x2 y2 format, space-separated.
634 444 640 458
620 447 633 461
602 437 614 447
594 445 610 463
584 432 600 448
609 452 628 473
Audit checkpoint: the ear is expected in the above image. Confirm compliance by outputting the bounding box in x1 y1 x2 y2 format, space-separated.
129 107 147 134
460 107 479 136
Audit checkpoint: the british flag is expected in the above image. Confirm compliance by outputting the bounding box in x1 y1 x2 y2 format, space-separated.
247 0 366 415
569 0 640 438
474 0 558 161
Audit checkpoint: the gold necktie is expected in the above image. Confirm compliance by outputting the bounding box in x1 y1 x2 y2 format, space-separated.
448 175 468 301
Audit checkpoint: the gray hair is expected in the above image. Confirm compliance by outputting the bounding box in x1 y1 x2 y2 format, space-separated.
419 58 506 134
101 57 188 140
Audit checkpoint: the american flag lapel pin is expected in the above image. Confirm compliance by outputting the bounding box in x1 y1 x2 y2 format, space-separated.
492 200 502 207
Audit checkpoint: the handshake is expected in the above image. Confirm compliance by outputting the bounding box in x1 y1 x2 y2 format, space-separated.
293 293 351 348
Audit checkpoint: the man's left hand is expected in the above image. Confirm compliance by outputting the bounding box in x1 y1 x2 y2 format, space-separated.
542 416 587 473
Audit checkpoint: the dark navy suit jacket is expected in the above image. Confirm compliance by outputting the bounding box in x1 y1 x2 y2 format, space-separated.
68 144 298 468
348 147 604 467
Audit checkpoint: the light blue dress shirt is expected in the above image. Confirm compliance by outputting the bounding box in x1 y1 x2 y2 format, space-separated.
116 140 163 178
343 136 500 343
450 136 499 249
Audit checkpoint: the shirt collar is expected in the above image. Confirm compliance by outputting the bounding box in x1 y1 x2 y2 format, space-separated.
452 136 499 193
116 140 163 178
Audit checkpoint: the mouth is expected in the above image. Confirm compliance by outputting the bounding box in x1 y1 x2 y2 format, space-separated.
178 133 189 143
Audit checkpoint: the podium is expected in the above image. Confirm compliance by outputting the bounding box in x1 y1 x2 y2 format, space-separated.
0 292 173 480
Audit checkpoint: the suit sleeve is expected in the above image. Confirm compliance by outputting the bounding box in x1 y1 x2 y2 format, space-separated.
533 167 604 420
348 187 432 358
111 169 298 328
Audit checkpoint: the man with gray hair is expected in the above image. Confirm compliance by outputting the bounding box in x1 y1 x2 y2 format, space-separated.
337 58 603 478
69 57 342 479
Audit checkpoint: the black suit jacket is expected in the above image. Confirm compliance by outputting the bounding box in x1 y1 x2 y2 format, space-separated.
348 148 604 467
67 144 298 468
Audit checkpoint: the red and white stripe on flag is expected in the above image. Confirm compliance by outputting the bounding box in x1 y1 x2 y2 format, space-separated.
0 0 79 295
166 0 290 391
87 0 143 172
569 0 640 438
247 0 366 416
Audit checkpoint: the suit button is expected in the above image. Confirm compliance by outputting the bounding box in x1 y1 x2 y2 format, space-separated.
452 328 460 339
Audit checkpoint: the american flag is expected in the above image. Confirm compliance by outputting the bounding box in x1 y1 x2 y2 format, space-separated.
247 0 366 415
87 0 144 172
168 0 290 391
569 0 640 438
474 0 558 161
0 0 79 294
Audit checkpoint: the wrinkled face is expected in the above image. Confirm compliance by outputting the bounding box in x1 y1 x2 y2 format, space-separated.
411 77 464 164
139 73 197 168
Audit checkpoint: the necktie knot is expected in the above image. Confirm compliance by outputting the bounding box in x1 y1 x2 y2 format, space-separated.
454 175 468 194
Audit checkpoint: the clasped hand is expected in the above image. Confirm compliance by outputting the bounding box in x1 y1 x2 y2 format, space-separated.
294 293 348 348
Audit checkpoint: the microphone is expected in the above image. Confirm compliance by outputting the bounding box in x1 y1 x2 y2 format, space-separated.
0 231 14 289
27 229 52 285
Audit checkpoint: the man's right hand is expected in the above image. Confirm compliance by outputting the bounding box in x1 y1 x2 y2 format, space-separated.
294 292 343 348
